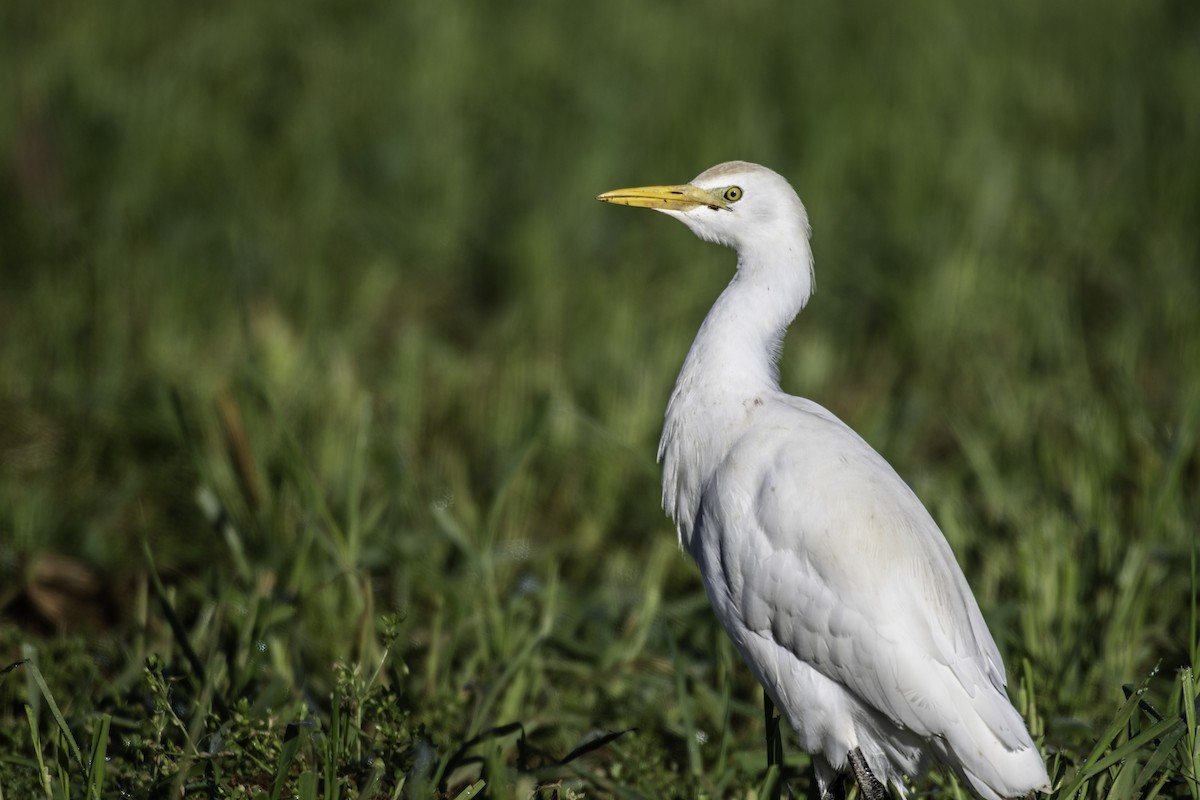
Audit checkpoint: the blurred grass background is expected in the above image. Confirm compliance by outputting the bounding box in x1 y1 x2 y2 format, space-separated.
1 0 1198 797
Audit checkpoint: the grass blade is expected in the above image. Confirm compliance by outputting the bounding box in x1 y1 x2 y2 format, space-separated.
1183 667 1200 800
25 705 53 800
270 722 306 800
22 651 84 774
86 714 111 800
451 780 486 800
666 626 704 780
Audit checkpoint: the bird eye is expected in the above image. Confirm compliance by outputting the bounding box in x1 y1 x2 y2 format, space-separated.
723 186 743 203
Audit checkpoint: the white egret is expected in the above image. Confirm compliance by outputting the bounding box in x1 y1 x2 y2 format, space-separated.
597 162 1051 800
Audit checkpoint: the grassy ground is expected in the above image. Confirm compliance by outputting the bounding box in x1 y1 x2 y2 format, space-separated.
1 0 1198 797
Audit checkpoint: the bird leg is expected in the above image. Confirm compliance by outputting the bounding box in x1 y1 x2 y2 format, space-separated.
847 748 887 800
764 691 785 800
809 758 843 800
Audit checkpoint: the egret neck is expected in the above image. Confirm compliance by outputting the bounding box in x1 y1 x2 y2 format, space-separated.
659 230 815 550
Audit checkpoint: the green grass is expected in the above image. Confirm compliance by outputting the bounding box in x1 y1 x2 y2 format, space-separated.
1 0 1198 797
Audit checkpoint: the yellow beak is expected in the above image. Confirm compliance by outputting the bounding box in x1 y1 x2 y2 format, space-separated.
596 183 728 212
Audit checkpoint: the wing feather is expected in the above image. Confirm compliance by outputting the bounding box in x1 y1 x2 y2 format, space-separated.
697 397 1028 749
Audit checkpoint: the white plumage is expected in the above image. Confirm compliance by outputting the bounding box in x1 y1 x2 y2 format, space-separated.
598 161 1051 799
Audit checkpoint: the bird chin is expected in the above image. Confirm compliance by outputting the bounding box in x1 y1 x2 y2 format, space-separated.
678 217 733 249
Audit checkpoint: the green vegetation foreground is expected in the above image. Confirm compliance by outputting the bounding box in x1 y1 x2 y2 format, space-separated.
1 1 1197 797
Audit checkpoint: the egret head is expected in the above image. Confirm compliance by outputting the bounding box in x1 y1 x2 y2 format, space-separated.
597 161 811 254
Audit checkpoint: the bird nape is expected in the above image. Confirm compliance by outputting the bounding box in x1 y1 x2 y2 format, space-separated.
597 161 1051 800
